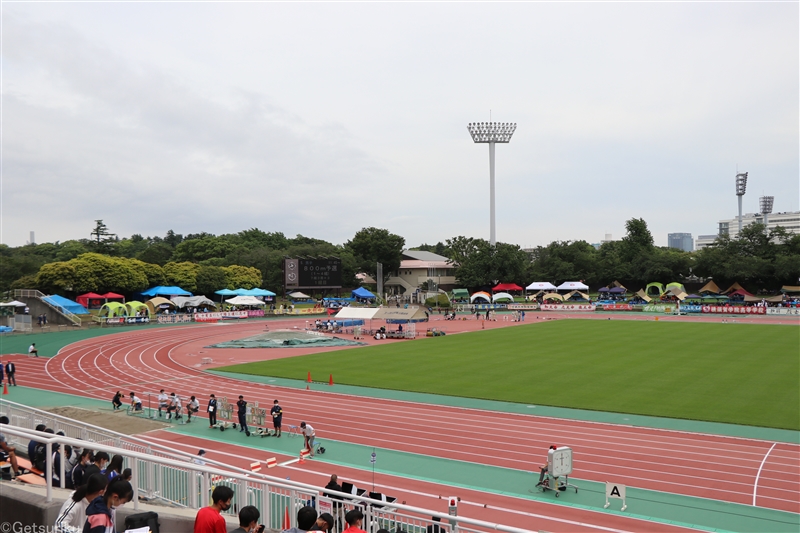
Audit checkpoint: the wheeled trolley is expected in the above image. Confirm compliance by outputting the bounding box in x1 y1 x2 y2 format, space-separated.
536 446 578 497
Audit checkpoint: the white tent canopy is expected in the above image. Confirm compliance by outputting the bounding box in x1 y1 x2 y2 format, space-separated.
334 307 380 319
172 296 216 309
225 296 264 306
492 292 515 302
557 281 589 291
289 292 312 299
526 282 557 291
0 300 26 307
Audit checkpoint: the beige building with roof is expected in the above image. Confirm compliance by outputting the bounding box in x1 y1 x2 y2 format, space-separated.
384 250 457 297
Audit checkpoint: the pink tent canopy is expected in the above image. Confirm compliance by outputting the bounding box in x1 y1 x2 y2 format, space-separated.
98 292 125 300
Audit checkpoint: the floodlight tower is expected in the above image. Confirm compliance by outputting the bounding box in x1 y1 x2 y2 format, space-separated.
468 121 516 246
759 195 774 228
735 172 748 234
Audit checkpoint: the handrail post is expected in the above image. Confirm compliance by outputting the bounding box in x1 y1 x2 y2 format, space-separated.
45 442 53 502
59 442 65 489
132 457 140 510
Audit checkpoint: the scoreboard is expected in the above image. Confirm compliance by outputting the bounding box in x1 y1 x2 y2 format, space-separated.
284 258 342 289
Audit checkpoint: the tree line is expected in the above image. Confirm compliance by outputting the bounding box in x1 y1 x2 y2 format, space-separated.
1 218 797 297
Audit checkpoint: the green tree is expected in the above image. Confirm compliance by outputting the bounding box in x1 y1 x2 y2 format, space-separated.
71 253 148 293
137 243 174 266
196 265 228 295
163 262 200 292
55 241 89 261
222 265 262 289
36 261 77 293
451 239 530 288
128 259 166 288
345 227 405 281
89 220 117 254
173 235 235 262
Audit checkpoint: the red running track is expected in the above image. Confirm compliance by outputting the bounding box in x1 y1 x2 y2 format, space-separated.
6 321 800 521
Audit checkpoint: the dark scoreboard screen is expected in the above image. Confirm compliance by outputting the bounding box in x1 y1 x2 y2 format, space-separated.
285 258 342 289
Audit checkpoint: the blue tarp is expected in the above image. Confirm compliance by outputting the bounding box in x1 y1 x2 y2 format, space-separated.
42 295 89 315
141 286 192 297
352 287 376 299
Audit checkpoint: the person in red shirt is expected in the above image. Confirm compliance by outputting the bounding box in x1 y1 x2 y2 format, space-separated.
343 509 367 533
194 485 234 533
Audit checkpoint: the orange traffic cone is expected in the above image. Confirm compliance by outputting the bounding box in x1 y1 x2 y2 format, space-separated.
2 382 8 395
328 374 334 386
283 507 290 530
306 371 312 383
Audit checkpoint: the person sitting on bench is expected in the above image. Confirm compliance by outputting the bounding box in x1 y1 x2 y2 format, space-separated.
167 393 182 419
187 396 200 422
129 392 143 412
0 416 21 477
28 343 39 357
111 391 123 411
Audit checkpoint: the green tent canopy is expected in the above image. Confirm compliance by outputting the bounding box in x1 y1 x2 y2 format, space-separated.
99 302 127 318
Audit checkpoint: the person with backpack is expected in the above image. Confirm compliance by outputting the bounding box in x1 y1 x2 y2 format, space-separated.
82 477 133 533
54 473 108 533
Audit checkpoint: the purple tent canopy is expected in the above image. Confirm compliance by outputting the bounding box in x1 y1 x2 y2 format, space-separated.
609 287 627 294
598 287 610 293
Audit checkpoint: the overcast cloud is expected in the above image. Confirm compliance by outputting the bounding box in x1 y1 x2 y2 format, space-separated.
2 2 797 249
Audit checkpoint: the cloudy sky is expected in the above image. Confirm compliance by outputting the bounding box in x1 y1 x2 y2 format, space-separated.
2 2 797 249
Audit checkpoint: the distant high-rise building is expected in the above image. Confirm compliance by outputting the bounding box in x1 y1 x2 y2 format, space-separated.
667 233 693 252
716 211 800 239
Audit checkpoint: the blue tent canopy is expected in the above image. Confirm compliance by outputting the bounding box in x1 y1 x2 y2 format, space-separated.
42 295 89 315
235 288 277 297
141 286 192 297
215 289 238 296
352 287 376 299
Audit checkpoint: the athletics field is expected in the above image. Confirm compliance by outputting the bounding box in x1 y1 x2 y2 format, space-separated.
218 319 800 430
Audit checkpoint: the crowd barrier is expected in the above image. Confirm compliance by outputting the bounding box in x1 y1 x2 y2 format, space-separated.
766 307 800 315
0 423 530 533
701 305 766 315
540 304 596 311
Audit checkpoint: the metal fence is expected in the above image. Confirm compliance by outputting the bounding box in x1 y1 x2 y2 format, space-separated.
0 425 531 533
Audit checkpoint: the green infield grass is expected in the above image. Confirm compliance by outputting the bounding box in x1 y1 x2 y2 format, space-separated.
216 320 800 430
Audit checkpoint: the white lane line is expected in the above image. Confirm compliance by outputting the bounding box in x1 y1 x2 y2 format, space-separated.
753 442 777 506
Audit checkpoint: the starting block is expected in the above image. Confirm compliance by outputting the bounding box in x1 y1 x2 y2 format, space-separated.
211 421 236 431
254 427 277 438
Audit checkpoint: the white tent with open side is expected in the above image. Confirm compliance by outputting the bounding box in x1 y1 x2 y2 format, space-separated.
0 300 26 307
334 307 380 320
557 281 589 291
526 282 557 291
492 292 515 302
225 296 265 306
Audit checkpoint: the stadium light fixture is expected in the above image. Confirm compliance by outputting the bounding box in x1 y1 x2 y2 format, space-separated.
468 122 517 246
735 172 748 233
759 195 774 228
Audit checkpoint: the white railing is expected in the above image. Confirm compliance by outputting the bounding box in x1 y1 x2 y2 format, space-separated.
0 426 533 533
13 289 82 327
0 398 273 480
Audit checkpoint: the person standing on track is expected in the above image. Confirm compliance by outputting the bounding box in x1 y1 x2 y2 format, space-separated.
157 389 169 417
236 395 250 436
5 360 16 386
300 422 316 456
207 394 218 428
270 399 283 437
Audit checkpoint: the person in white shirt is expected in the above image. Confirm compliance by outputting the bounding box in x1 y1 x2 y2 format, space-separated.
300 422 316 457
193 449 206 466
157 389 169 418
128 393 142 411
54 473 108 533
187 396 200 422
29 343 39 357
168 393 183 420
